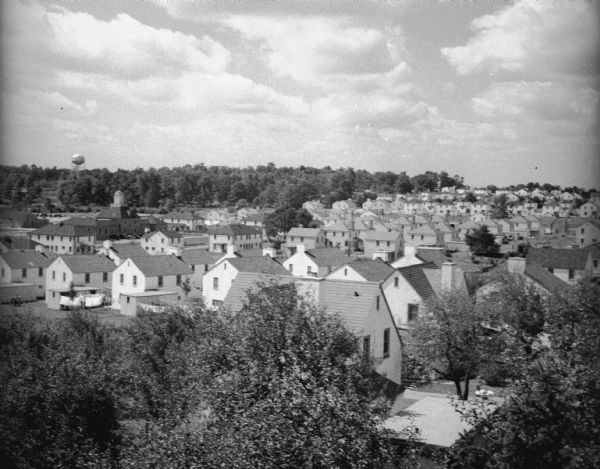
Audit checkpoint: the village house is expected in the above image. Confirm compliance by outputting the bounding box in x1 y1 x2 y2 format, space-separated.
202 256 289 308
111 255 193 308
302 200 325 211
526 247 593 284
0 236 42 252
575 220 600 248
28 223 96 254
331 199 357 213
284 227 327 256
97 240 148 265
239 213 265 227
180 249 228 298
323 222 355 251
158 211 205 231
283 245 351 278
0 250 55 301
46 255 115 309
141 230 184 255
403 198 424 214
208 224 263 253
579 202 599 218
97 191 166 237
404 225 440 247
506 257 569 294
320 279 402 384
361 231 403 262
63 217 121 241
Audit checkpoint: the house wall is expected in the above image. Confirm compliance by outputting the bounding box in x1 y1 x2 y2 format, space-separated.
112 262 147 303
0 283 37 303
282 252 320 278
46 258 74 304
361 295 402 384
363 238 401 260
202 261 239 308
209 233 262 252
381 274 423 326
326 266 366 282
30 233 95 254
577 223 600 247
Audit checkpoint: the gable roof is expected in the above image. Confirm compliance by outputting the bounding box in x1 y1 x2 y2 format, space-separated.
141 229 183 241
344 259 395 282
397 264 435 300
129 255 192 276
305 248 352 267
221 272 295 313
361 231 400 242
109 243 148 259
161 211 204 220
30 223 95 237
97 206 131 219
1 251 54 269
0 236 41 250
227 256 289 275
60 255 115 273
180 248 223 265
416 249 449 268
525 261 569 293
288 227 322 238
209 224 262 236
526 247 591 270
320 280 385 334
409 225 437 235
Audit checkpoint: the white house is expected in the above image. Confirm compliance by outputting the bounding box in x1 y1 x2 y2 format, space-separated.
282 245 351 278
111 255 193 307
141 230 184 255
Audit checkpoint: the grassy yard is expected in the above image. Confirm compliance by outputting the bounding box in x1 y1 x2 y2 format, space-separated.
0 300 132 327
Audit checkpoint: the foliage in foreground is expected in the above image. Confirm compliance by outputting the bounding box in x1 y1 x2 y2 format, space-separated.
0 286 404 468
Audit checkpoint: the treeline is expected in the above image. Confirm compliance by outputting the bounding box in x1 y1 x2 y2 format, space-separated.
0 164 465 209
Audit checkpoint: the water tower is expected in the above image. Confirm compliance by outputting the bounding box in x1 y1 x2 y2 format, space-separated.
71 153 85 176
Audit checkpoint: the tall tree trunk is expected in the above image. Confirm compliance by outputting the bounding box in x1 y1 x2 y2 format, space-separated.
463 369 471 400
454 379 462 398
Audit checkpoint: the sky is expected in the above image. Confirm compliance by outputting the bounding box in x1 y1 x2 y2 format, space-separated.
1 0 599 188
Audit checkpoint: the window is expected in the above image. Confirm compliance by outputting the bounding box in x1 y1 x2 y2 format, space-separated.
213 277 219 290
191 265 195 273
289 264 293 274
62 272 66 282
568 269 575 281
383 328 390 358
362 336 370 361
133 275 137 287
376 241 380 247
394 277 399 287
52 271 56 280
307 266 312 275
103 272 108 282
376 295 380 310
594 260 598 268
158 276 163 287
408 304 419 322
344 268 348 276
176 275 181 286
22 268 27 278
126 296 130 304
85 273 90 283
120 273 124 285
205 265 209 273
38 267 43 277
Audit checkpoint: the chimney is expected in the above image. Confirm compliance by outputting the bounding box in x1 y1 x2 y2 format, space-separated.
441 261 456 292
103 239 113 250
403 245 416 260
226 244 237 257
507 257 526 274
169 246 183 258
297 243 306 254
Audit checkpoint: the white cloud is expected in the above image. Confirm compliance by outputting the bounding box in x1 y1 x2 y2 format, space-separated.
442 0 599 77
472 81 598 122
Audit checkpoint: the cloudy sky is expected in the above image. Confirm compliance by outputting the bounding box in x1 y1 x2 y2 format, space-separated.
2 0 599 187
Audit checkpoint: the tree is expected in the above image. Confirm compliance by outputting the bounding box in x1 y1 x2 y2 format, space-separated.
464 192 477 203
466 225 499 256
449 280 600 468
490 194 510 219
264 205 313 238
407 292 489 400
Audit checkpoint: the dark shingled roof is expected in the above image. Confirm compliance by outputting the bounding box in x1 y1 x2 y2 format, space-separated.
129 255 192 276
288 227 322 238
227 256 289 275
416 249 449 268
305 248 351 267
209 224 262 236
110 243 148 259
97 206 131 219
526 247 591 270
524 262 569 293
141 230 183 240
345 259 395 282
181 249 223 266
398 264 435 300
1 251 54 269
320 280 385 334
63 217 119 227
60 255 115 273
31 224 95 237
0 236 41 250
221 272 295 313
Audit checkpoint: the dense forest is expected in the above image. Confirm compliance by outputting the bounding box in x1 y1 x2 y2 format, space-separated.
2 163 575 211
